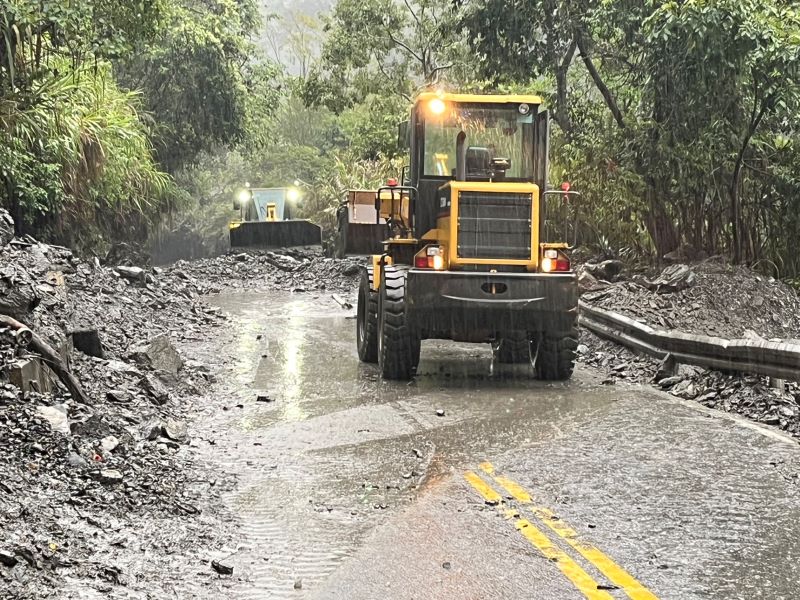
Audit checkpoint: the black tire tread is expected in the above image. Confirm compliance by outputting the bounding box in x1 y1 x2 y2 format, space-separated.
356 268 378 363
379 266 420 380
535 328 579 381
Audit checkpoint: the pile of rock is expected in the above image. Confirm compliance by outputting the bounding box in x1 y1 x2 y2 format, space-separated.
581 259 800 340
0 210 228 598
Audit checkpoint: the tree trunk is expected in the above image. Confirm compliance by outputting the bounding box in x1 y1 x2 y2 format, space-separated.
575 31 625 130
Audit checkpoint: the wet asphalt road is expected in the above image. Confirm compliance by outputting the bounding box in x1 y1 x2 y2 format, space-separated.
190 291 800 599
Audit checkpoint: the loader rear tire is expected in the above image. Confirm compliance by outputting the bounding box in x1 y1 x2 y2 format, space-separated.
357 268 378 363
535 328 579 381
493 336 532 364
378 266 420 380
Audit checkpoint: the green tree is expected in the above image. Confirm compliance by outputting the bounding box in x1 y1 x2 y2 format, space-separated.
115 0 273 172
303 0 471 113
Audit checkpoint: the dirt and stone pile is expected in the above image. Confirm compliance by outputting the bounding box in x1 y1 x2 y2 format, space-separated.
161 246 363 295
581 259 800 340
0 215 239 598
578 258 800 439
0 223 361 597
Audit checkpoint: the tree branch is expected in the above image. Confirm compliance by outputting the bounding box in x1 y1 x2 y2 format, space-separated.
386 29 425 68
575 30 626 130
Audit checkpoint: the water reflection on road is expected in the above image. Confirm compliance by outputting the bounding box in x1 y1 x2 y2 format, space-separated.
190 290 800 600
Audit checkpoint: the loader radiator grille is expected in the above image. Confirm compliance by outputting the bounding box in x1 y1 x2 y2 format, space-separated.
457 192 533 260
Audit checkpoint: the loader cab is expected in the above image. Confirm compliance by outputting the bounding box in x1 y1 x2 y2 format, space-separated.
406 93 550 238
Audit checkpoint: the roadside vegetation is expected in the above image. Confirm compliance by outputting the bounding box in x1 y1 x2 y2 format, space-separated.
1 0 799 276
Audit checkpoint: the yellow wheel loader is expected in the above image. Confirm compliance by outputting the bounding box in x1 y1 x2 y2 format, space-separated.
355 92 579 380
230 187 322 249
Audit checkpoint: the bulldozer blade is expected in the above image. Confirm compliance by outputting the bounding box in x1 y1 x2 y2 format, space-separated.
334 223 387 258
230 220 322 249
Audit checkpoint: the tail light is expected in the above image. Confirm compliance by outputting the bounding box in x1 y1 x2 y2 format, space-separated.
541 249 571 273
415 246 446 270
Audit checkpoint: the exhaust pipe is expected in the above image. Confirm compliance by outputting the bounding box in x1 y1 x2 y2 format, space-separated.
456 131 467 181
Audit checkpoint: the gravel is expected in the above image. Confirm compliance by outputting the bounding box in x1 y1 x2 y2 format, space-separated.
582 259 800 340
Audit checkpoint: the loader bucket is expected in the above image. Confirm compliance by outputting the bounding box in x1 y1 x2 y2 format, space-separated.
230 220 322 249
333 190 393 258
334 220 387 257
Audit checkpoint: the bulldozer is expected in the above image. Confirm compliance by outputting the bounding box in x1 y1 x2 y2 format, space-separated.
355 92 579 380
229 186 322 249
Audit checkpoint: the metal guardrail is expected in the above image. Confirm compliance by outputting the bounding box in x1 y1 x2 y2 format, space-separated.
579 300 800 381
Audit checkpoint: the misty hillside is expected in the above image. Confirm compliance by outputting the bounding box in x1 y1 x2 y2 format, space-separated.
259 0 333 72
261 0 332 14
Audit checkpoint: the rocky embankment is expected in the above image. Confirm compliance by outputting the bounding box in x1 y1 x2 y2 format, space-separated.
578 258 800 437
0 221 361 598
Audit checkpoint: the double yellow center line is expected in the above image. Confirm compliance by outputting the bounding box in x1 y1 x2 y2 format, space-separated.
464 463 659 600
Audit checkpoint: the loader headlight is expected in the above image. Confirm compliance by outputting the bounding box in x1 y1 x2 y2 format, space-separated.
519 103 531 115
237 189 251 204
287 187 301 203
428 98 446 116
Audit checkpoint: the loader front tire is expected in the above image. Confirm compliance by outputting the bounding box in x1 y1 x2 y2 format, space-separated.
535 328 579 381
357 268 378 363
378 266 420 380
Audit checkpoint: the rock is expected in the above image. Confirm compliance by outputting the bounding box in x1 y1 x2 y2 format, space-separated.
71 328 104 358
342 263 360 277
658 376 684 389
436 409 445 417
163 418 188 442
7 357 55 394
141 374 170 405
671 380 697 399
294 579 303 590
654 354 677 382
130 334 183 375
576 344 590 355
37 404 70 435
143 420 163 441
0 209 14 247
66 452 89 469
115 265 146 283
101 435 120 453
0 550 18 568
234 253 248 262
106 389 130 404
585 259 624 281
256 393 273 403
212 560 234 575
0 276 40 320
644 264 696 293
577 269 599 293
97 469 124 485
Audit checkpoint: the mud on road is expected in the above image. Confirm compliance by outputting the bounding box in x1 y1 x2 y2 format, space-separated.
176 289 800 599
